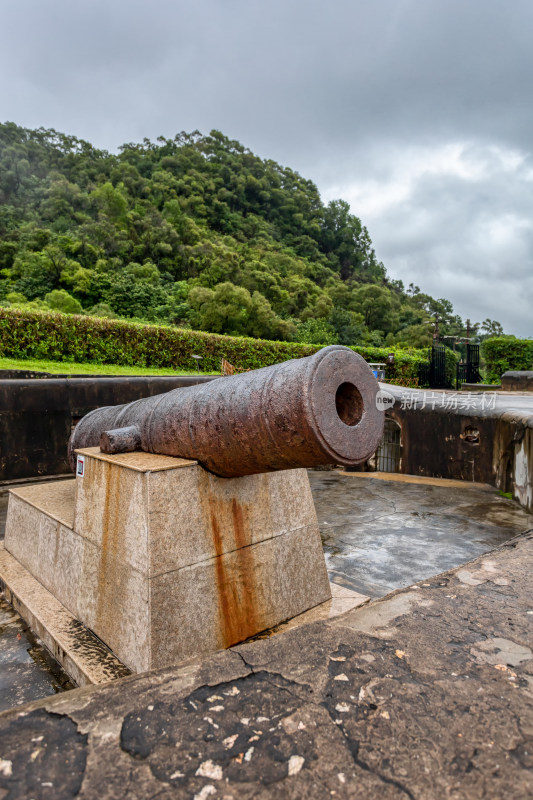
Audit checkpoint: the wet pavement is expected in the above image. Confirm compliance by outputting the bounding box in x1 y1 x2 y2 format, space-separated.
310 470 533 598
0 485 75 712
0 596 73 711
0 471 532 713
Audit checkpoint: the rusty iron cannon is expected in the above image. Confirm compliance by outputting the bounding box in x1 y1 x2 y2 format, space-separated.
68 345 384 478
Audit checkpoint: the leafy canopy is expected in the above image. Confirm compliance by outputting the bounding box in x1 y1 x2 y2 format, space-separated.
0 122 498 348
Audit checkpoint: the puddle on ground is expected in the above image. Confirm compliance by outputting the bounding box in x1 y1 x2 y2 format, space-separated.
0 596 74 713
309 471 533 598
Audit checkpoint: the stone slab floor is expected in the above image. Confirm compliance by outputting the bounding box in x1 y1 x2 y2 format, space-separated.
1 527 532 799
1 472 532 713
310 471 533 598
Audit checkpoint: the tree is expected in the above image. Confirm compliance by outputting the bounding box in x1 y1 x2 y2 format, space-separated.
328 308 366 345
480 318 504 337
188 281 293 340
44 289 83 314
351 285 398 332
296 318 338 345
0 121 470 349
91 182 128 223
393 324 433 349
190 282 253 336
104 276 168 319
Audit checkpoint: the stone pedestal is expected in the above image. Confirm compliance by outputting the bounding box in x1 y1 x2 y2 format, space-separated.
4 448 331 673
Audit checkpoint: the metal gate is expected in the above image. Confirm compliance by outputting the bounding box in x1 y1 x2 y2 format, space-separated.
419 344 448 389
456 344 482 388
374 418 402 472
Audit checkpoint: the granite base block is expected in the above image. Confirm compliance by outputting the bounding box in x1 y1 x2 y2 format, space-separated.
0 543 130 686
4 448 332 673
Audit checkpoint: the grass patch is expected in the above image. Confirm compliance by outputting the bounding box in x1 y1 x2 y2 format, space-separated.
0 356 212 377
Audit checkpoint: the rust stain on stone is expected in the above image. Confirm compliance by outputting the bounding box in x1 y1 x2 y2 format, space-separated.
208 493 260 649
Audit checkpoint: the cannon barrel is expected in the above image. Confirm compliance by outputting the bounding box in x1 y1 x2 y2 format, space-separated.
68 345 384 478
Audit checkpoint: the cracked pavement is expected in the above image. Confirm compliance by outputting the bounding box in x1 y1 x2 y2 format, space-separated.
0 528 532 799
2 472 529 716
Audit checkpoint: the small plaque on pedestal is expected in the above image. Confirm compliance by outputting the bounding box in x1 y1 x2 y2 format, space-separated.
4 449 331 673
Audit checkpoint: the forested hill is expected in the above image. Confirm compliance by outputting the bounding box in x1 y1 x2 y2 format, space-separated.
0 122 498 347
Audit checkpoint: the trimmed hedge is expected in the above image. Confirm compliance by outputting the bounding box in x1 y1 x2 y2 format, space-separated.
482 336 533 384
0 308 428 385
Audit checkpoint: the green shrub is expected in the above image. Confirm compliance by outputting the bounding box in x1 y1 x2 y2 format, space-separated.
481 336 533 383
0 307 428 384
44 289 83 314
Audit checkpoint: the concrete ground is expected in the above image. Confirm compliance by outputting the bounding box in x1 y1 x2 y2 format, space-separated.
0 526 532 798
310 471 533 598
1 472 532 717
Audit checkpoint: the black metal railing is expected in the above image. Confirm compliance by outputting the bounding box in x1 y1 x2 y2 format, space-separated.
375 419 402 472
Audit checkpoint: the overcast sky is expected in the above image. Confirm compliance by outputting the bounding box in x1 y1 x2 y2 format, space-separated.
1 0 532 335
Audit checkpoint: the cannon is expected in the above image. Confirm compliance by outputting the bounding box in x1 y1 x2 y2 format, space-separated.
68 345 384 478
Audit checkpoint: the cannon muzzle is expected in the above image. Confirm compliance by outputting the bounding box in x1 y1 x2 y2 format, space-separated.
68 345 384 478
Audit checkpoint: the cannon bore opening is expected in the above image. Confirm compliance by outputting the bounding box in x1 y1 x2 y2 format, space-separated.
335 382 363 427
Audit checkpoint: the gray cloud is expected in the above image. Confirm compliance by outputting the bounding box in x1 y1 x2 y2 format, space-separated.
1 0 532 334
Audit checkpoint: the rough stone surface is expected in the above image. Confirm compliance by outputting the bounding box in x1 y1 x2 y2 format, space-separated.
146 455 318 575
5 487 152 672
2 471 529 706
73 448 319 574
247 581 369 640
7 479 75 528
149 523 332 664
501 371 533 392
4 450 331 672
0 532 531 799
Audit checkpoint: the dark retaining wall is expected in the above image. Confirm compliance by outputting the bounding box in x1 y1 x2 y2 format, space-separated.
387 399 533 512
388 406 499 485
0 376 218 482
